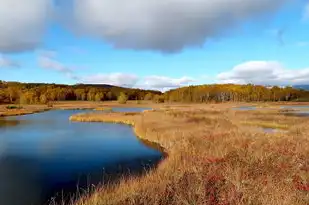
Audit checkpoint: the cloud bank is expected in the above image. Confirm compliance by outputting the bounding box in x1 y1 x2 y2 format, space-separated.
217 61 309 85
0 0 289 53
72 0 288 52
0 0 52 53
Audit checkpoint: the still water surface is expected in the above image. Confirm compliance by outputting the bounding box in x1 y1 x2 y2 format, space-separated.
0 108 162 205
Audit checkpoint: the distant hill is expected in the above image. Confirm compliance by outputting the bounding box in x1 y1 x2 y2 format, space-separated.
293 85 309 91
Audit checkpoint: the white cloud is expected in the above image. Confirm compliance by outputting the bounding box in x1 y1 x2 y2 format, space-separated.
37 54 80 80
217 61 309 85
38 56 72 74
143 76 195 90
0 0 291 53
0 0 52 53
0 55 20 68
78 73 195 90
71 0 288 52
81 73 139 87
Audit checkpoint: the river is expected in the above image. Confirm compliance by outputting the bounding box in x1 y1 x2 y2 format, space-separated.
0 108 163 205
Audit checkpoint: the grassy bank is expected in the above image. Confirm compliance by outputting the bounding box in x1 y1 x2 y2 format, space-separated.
0 105 51 117
0 101 162 117
70 106 309 205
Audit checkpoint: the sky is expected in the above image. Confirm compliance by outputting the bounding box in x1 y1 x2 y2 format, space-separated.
1 0 309 91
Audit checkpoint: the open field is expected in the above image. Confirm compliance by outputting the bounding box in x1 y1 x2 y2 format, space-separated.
69 104 309 205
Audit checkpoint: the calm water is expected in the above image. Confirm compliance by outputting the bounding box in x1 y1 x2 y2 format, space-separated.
232 106 256 111
281 105 309 116
0 109 162 205
112 107 151 112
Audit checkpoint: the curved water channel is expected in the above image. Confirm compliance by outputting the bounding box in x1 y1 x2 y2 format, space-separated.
0 108 163 205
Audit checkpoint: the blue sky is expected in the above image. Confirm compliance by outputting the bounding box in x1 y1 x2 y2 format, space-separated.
1 0 309 90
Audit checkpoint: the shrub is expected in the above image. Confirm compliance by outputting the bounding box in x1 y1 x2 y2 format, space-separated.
6 105 22 109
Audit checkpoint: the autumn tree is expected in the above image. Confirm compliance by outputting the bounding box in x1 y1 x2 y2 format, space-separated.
144 93 153 101
95 92 105 101
118 92 128 104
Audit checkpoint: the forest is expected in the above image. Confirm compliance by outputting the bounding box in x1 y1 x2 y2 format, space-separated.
0 81 161 104
1 80 309 104
164 84 309 103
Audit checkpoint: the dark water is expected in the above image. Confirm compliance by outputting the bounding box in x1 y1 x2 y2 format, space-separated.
0 109 162 205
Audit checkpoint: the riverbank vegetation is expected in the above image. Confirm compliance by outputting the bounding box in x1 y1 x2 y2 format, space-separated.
70 105 309 205
2 81 309 106
0 81 161 104
164 84 309 103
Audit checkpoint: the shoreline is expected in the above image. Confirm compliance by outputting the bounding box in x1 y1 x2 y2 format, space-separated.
2 100 309 117
1 102 308 204
70 110 168 155
70 106 308 205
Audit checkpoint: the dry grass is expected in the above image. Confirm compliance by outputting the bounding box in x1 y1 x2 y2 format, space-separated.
0 104 51 117
0 101 162 117
93 107 113 111
69 105 309 205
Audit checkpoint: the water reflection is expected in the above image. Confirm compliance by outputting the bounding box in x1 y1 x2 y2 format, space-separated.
232 106 256 111
0 109 162 205
281 105 309 117
0 119 22 127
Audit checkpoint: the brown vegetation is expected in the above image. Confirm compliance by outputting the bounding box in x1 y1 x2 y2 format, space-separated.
0 81 161 105
70 105 309 205
0 104 51 117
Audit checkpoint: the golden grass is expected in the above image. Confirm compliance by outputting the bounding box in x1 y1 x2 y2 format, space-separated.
93 107 113 111
240 121 289 130
0 105 51 117
69 106 309 205
0 101 160 117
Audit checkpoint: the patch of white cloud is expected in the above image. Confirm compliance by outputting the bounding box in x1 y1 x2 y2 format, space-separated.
0 55 20 68
143 76 195 90
71 0 288 52
81 73 139 87
217 61 309 86
37 53 80 80
77 73 195 90
0 0 53 53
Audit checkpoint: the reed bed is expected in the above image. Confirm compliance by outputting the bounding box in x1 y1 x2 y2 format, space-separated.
69 107 309 205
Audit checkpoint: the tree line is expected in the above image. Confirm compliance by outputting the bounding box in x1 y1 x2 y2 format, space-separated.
1 81 309 105
163 84 309 103
0 81 161 104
